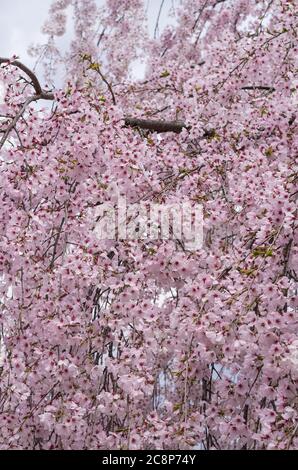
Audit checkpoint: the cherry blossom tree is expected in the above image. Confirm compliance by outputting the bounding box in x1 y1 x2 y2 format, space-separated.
0 0 297 450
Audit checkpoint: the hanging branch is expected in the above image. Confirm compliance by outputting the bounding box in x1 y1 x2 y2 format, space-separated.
154 0 165 39
0 58 55 149
0 57 54 100
0 96 37 149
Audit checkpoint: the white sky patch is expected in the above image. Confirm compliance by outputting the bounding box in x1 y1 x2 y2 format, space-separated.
0 0 53 67
0 81 6 104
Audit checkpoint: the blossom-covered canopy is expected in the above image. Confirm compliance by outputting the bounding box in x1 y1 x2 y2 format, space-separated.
0 0 297 450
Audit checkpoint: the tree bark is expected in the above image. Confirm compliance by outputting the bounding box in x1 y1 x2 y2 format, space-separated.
124 116 188 133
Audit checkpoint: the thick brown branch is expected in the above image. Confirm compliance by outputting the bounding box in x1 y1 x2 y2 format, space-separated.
124 117 189 133
241 85 275 92
0 57 54 100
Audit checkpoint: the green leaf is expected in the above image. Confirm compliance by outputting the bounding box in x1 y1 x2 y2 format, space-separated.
160 70 170 78
252 247 273 257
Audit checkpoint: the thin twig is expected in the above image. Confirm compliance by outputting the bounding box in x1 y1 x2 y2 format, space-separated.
86 59 116 105
192 0 208 32
97 26 106 46
96 68 116 105
49 217 65 269
154 0 165 39
0 95 36 149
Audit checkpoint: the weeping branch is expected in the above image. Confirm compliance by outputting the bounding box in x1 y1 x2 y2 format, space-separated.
0 96 37 149
154 0 165 39
0 57 54 100
0 58 55 148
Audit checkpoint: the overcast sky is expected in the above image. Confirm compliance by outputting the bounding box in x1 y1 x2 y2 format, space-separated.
0 0 54 67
